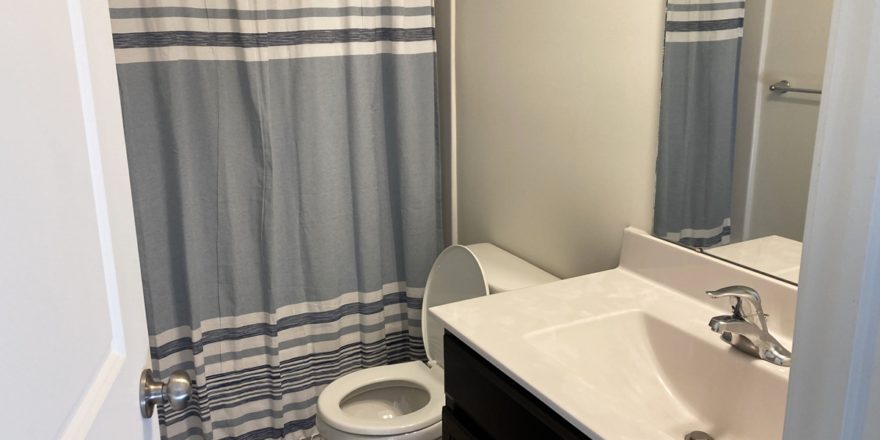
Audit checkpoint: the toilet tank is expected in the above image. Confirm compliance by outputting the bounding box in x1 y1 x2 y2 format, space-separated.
465 243 560 293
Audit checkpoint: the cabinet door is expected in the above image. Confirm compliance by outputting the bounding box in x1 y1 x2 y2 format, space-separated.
442 407 484 440
443 333 591 440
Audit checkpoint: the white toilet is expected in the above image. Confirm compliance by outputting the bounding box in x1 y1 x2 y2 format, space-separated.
316 243 559 440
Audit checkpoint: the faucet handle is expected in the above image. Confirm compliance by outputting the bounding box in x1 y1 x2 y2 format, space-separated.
706 285 768 330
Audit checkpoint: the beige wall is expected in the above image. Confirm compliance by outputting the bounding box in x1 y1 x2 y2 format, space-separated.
435 0 454 246
732 0 832 242
440 0 665 278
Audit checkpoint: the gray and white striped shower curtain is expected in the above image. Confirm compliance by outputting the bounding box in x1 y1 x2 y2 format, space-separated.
109 1 442 438
653 0 744 247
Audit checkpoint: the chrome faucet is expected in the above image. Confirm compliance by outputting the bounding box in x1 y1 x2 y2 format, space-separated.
706 285 792 367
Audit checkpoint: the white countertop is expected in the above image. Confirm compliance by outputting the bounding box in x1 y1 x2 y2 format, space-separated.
430 228 796 439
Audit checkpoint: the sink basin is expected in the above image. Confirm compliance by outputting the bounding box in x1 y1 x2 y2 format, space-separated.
525 310 788 439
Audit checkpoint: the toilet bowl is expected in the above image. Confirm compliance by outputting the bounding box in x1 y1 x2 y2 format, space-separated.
316 243 559 439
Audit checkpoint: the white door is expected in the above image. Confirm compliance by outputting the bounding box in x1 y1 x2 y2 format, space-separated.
0 1 158 439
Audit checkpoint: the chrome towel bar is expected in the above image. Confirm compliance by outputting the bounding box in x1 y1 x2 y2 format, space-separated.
769 79 822 95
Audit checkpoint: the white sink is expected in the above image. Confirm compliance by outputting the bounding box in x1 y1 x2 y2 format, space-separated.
431 229 797 439
525 310 788 439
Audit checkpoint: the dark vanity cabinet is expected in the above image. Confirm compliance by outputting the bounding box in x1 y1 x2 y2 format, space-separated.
442 332 592 440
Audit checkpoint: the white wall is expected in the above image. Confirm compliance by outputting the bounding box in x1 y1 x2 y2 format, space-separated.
783 0 880 434
730 0 769 243
441 0 665 278
732 0 833 242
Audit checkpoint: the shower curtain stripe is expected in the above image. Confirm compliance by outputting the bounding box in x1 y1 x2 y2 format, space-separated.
109 0 434 9
110 2 436 64
142 285 428 439
152 308 419 379
158 333 414 421
148 283 419 345
653 0 744 247
111 1 442 439
666 1 744 11
110 18 436 35
150 288 419 358
109 6 436 19
112 28 436 49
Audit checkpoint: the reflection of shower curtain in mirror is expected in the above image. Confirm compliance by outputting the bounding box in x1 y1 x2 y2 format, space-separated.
653 0 744 247
109 1 442 438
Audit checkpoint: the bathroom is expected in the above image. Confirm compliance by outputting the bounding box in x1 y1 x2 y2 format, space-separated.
1 0 879 439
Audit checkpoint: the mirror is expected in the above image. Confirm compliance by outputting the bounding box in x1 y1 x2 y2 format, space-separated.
651 0 833 284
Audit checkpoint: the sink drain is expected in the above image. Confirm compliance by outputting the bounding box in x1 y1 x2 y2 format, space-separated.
684 431 714 440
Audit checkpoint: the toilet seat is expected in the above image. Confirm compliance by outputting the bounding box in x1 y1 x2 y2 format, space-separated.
317 361 444 436
316 244 559 439
421 245 489 367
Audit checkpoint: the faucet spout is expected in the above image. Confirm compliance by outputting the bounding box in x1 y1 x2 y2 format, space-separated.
709 315 763 339
706 286 792 367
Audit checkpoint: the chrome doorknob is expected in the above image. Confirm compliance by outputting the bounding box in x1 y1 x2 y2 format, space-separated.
140 369 192 418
